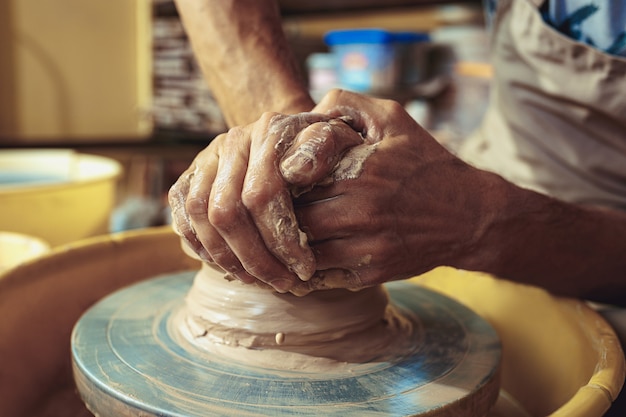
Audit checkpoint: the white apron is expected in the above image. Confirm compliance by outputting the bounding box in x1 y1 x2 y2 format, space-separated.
459 3 626 413
459 0 626 210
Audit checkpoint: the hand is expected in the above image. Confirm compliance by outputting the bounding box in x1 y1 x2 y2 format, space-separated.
286 90 492 295
168 112 364 292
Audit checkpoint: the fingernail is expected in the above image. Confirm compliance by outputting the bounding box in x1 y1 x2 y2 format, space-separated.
270 279 293 293
281 153 313 177
289 252 315 282
234 271 256 284
291 263 314 282
198 248 213 263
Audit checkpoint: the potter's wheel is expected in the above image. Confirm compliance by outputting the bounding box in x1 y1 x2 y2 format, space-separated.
72 270 501 417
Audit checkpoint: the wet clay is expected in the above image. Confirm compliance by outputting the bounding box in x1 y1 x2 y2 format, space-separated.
174 263 417 371
73 268 503 417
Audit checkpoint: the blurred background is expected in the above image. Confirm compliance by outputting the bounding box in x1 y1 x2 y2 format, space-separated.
0 0 491 259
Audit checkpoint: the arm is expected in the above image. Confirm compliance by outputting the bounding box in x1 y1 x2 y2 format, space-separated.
169 0 322 290
173 0 314 126
172 88 626 304
461 184 626 305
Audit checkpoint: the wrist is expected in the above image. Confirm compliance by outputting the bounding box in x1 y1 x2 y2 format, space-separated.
451 170 521 276
451 171 626 302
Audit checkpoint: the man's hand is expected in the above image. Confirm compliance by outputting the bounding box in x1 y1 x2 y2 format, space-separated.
168 111 363 292
285 90 492 295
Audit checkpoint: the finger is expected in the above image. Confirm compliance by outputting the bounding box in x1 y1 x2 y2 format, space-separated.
293 181 367 238
309 236 381 272
280 118 364 188
295 196 380 268
179 153 258 284
242 113 332 282
168 168 212 263
208 127 298 292
294 201 351 243
182 159 236 270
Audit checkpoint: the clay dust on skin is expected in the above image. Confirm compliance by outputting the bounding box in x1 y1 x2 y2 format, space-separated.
280 116 364 186
330 142 378 182
281 133 328 180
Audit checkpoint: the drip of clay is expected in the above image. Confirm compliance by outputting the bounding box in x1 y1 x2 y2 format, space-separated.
172 263 418 371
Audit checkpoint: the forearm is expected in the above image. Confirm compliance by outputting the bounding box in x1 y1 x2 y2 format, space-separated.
173 0 314 126
459 172 626 305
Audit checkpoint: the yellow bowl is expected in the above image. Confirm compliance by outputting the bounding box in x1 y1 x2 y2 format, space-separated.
0 227 622 416
0 149 122 246
0 231 50 274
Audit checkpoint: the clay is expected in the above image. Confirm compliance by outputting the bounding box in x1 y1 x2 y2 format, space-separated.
174 263 417 371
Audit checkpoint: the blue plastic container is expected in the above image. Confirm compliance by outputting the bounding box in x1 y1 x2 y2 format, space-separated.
324 29 431 93
324 29 397 93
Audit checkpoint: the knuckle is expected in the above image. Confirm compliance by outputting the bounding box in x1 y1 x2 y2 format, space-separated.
185 196 208 219
317 89 343 109
168 175 191 206
167 185 184 210
208 201 242 230
226 125 245 137
326 88 344 101
261 111 282 124
383 98 405 114
241 186 274 211
223 126 246 145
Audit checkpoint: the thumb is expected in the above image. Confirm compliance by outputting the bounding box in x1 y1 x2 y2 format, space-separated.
280 117 363 188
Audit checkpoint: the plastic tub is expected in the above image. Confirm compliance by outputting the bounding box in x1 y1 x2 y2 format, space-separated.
324 29 430 94
0 227 623 416
0 149 122 246
324 28 398 93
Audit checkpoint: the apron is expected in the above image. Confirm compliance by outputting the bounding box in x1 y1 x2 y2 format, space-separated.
459 3 626 414
459 0 626 210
